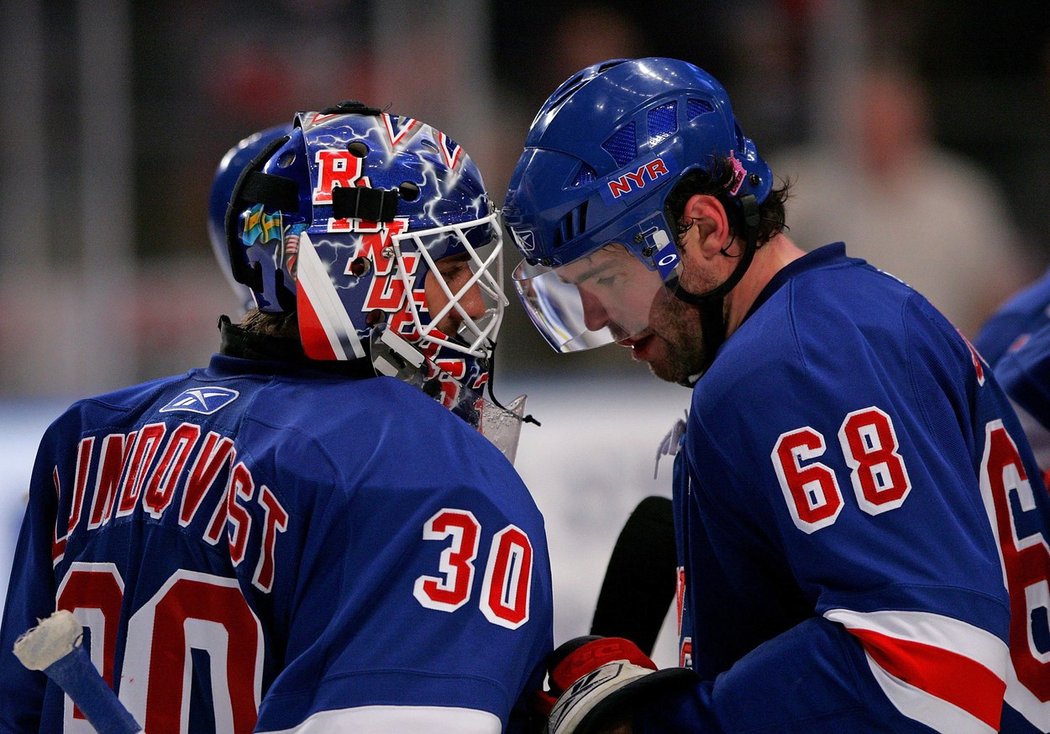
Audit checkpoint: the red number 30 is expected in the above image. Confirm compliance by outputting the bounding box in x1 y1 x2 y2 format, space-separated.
413 508 534 630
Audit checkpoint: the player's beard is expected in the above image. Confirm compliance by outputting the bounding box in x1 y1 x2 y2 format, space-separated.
640 288 707 385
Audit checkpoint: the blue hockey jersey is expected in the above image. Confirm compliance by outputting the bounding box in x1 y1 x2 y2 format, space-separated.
975 268 1050 481
638 245 1050 733
0 353 553 732
975 267 1050 368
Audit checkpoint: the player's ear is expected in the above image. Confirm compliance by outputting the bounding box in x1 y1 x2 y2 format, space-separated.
679 194 731 263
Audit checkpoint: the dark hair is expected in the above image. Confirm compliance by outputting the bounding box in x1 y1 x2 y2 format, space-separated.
239 308 299 339
663 158 790 246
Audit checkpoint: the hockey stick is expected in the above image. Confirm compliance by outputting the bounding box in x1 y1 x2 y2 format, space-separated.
14 610 143 734
590 495 677 656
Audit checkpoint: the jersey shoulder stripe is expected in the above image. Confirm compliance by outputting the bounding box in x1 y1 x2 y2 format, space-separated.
259 704 501 733
826 608 1007 731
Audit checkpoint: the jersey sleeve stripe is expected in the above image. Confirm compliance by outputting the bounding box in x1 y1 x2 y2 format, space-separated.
824 608 1009 670
851 627 1004 728
259 704 502 733
863 654 999 734
825 608 1007 730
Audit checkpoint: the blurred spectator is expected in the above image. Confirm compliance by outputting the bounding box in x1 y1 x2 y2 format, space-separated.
488 2 645 189
486 3 650 376
542 5 642 91
1002 32 1050 258
773 62 1035 337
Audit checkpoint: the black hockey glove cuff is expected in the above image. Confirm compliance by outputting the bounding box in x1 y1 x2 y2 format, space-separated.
534 636 697 734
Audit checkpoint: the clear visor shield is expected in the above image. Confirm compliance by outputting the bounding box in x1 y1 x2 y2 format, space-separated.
391 211 506 358
512 213 681 353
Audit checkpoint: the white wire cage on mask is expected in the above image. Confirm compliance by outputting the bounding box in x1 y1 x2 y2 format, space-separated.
390 209 507 358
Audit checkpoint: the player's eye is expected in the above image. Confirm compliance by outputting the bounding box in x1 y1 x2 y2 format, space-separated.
442 262 468 279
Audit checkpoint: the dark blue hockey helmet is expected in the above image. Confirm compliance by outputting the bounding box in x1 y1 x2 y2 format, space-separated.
503 58 772 352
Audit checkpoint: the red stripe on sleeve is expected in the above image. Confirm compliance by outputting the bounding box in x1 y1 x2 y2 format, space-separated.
847 627 1005 728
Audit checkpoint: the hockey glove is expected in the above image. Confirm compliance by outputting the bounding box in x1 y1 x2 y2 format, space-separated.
534 636 649 733
536 636 699 734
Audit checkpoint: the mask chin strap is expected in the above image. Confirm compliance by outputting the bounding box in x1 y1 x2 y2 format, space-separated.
665 194 760 382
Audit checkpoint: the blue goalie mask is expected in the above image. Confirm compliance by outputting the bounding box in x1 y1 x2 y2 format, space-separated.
217 102 527 460
502 58 772 353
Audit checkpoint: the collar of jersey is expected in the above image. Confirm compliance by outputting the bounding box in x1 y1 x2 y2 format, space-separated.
741 242 849 325
215 315 376 380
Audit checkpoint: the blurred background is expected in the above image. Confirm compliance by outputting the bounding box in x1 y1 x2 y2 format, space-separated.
4 0 1050 395
2 0 1050 663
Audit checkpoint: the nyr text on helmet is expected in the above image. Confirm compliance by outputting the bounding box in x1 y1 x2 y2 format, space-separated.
606 158 670 200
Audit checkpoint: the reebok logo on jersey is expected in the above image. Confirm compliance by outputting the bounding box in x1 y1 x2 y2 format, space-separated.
160 387 240 415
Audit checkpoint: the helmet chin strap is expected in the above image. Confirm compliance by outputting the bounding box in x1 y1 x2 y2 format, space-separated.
664 194 760 382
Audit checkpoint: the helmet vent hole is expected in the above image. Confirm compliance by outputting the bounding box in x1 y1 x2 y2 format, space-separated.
601 122 636 167
647 102 678 146
399 182 420 201
572 202 588 236
687 99 715 120
546 60 629 115
349 256 371 277
547 72 590 113
568 163 597 188
554 203 588 247
556 218 571 247
596 59 627 74
276 150 296 168
348 141 369 158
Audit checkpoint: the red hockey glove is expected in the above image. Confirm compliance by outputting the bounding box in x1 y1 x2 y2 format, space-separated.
534 636 700 734
533 636 658 733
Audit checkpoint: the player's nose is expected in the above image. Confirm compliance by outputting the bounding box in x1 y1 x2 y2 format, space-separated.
580 288 610 331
